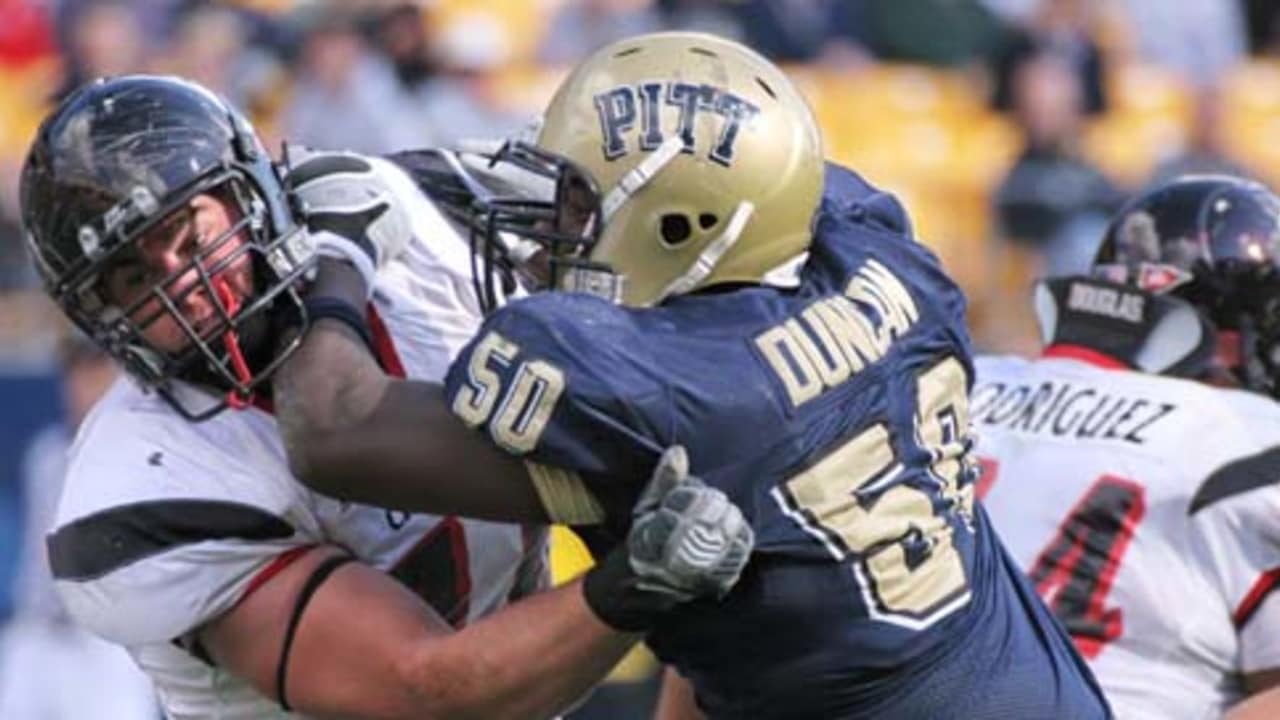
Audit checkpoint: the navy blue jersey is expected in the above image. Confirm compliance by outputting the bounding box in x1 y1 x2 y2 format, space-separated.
445 164 1108 719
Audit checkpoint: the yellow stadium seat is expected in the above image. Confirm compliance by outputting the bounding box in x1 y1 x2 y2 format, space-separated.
1107 63 1194 122
1218 60 1280 189
1083 112 1189 187
428 1 555 65
1082 63 1194 186
0 58 59 160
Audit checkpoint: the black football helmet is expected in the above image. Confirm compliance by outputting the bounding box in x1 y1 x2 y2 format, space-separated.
1091 174 1280 396
21 75 313 420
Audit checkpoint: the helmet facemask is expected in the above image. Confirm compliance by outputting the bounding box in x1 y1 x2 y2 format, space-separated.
432 140 609 313
62 168 312 420
22 75 314 421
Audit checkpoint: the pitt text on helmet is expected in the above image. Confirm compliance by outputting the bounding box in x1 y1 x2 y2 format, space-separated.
594 82 760 166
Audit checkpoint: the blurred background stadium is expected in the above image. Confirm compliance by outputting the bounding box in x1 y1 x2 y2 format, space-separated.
0 0 1276 717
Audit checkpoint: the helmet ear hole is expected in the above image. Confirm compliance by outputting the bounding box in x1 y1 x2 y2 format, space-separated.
660 213 693 246
698 213 718 230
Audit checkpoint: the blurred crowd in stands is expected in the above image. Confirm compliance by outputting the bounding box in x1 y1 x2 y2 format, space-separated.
2 1 1280 717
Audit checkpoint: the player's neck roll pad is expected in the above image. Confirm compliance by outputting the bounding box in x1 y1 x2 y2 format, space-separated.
1035 275 1216 378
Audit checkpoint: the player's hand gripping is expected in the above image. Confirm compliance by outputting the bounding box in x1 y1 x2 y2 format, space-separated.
583 446 754 632
288 150 412 296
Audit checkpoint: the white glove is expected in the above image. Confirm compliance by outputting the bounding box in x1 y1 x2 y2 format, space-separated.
582 446 755 631
288 151 412 296
627 446 754 602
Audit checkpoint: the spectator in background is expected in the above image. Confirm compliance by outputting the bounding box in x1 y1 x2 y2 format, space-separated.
376 2 435 94
732 0 870 68
980 51 1122 354
537 0 663 66
0 336 159 720
1245 0 1280 56
416 12 533 148
991 0 1106 116
154 3 247 97
1120 0 1245 90
155 2 290 148
861 0 1004 67
281 5 432 153
53 0 149 100
1149 84 1251 184
655 0 744 41
995 51 1122 275
155 3 284 114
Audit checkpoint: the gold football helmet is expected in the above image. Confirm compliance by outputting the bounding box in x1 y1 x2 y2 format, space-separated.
536 31 824 306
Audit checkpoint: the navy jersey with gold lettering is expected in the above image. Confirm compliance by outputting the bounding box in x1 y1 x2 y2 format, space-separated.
445 164 1108 719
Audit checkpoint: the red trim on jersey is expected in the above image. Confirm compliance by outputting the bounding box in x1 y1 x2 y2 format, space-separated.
1216 330 1243 372
975 456 999 500
366 305 406 379
448 519 472 626
1234 567 1280 628
389 517 472 628
242 544 318 601
1042 344 1129 370
507 525 547 604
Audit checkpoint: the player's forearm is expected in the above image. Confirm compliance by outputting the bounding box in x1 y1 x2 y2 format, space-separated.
275 258 388 479
275 261 549 522
306 376 550 521
1226 685 1280 720
405 579 638 720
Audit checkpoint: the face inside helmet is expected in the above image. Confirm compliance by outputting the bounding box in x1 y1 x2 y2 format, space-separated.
21 75 313 420
1092 174 1280 396
419 140 607 314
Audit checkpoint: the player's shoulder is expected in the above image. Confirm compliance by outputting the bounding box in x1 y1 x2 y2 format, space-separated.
812 164 960 316
482 291 646 364
447 290 672 451
52 381 308 647
57 378 303 535
820 162 913 237
1186 386 1280 516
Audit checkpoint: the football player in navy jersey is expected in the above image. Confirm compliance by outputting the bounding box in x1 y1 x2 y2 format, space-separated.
276 32 1110 718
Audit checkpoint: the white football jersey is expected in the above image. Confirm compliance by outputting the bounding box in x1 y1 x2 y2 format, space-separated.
48 157 547 720
976 353 1280 720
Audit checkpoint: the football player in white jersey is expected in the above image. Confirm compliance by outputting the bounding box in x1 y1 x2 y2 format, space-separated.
975 175 1280 719
19 75 754 720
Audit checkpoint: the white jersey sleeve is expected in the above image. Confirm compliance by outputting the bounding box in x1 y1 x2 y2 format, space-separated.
365 154 499 376
1188 390 1280 675
50 384 311 648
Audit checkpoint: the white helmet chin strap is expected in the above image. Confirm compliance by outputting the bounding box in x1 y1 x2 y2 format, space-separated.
601 137 683 222
654 200 755 303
